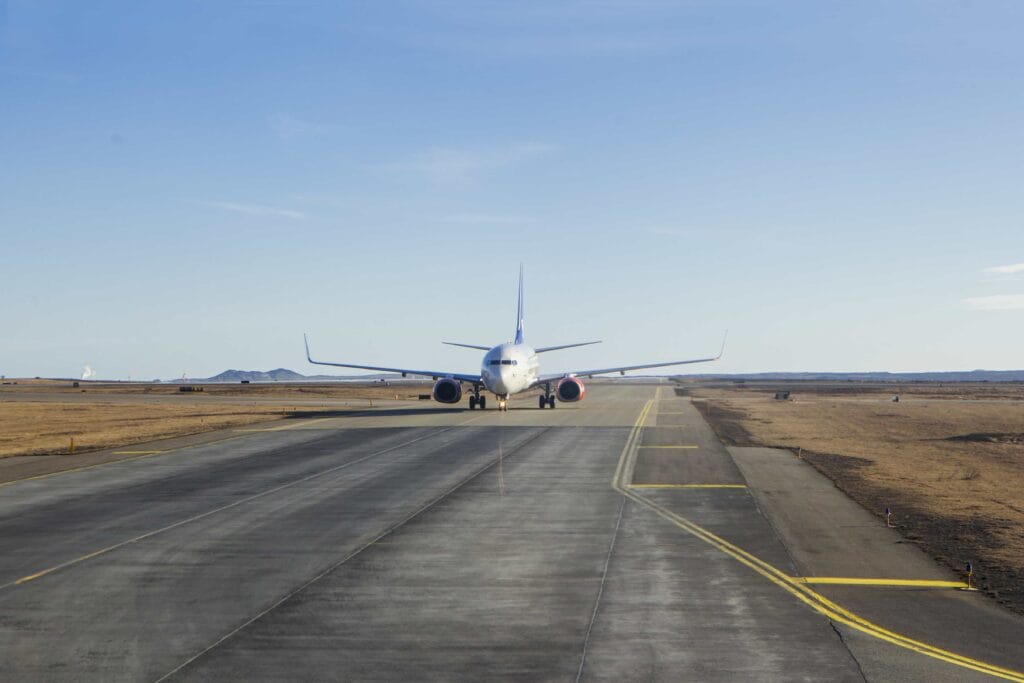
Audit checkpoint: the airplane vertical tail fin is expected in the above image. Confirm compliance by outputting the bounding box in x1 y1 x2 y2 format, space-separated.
514 263 525 344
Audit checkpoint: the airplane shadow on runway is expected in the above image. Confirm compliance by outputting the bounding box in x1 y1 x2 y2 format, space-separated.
283 406 568 420
283 408 467 419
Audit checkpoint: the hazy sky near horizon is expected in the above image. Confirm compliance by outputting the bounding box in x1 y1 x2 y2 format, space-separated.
3 1 1024 380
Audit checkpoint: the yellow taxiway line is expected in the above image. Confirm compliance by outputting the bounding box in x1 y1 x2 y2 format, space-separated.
613 398 1024 682
637 445 699 449
794 577 970 589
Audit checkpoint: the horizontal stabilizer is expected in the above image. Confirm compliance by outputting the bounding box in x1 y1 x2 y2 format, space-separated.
535 340 602 354
443 341 492 351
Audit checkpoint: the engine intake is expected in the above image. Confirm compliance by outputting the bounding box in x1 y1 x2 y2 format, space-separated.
556 377 585 403
432 378 463 404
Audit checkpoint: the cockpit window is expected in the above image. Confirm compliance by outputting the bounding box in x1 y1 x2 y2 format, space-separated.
501 360 513 365
488 360 500 366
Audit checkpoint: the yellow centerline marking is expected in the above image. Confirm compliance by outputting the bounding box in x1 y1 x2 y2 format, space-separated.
612 399 1024 682
628 484 746 489
794 577 969 588
637 445 699 449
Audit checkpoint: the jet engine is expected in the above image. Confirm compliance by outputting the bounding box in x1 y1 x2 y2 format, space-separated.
432 378 463 404
556 377 585 402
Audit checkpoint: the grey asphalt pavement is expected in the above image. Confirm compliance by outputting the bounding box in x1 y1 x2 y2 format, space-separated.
1 384 1022 681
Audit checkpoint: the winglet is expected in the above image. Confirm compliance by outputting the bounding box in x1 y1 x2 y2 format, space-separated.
304 333 313 363
716 330 729 360
514 263 525 344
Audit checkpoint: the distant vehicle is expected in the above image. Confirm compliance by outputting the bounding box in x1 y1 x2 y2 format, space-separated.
305 266 725 411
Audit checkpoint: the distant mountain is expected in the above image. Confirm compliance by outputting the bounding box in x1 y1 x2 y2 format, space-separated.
675 370 1024 382
205 368 308 382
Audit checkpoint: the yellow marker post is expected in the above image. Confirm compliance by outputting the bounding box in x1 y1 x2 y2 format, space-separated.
68 437 75 455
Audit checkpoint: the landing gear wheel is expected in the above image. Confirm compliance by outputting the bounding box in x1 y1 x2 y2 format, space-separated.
469 395 477 410
539 395 547 409
548 396 556 408
478 396 487 410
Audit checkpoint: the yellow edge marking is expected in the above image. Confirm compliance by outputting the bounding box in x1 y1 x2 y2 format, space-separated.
612 401 1024 682
4 413 489 591
1 416 339 489
628 484 746 489
0 432 251 490
637 445 699 449
234 418 327 433
795 577 969 588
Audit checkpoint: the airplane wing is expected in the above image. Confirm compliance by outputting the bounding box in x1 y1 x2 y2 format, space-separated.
305 335 482 383
535 332 727 383
535 340 602 353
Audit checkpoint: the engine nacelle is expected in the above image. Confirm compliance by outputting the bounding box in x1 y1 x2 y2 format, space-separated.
432 378 463 404
556 377 586 403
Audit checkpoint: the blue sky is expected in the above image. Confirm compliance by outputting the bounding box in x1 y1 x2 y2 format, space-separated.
3 1 1023 379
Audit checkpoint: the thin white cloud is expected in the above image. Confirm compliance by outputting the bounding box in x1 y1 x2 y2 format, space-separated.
378 142 555 182
441 213 528 225
963 294 1024 311
202 201 306 220
269 114 332 139
984 262 1024 275
645 226 696 237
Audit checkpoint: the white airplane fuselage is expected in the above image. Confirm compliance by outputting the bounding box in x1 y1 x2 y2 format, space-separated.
481 343 540 397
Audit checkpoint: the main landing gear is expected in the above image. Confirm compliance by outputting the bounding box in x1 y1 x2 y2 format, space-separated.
539 386 556 409
468 388 486 410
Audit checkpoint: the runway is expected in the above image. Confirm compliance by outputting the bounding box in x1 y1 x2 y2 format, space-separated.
1 384 1023 681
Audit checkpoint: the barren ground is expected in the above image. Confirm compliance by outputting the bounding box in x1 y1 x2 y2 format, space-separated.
682 380 1024 615
0 380 431 458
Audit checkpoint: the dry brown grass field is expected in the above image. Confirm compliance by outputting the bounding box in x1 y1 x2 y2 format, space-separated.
684 381 1024 614
0 380 431 458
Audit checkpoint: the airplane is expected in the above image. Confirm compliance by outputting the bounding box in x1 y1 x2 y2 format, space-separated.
304 266 726 411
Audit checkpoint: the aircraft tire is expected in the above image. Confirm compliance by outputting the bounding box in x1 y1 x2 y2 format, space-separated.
548 396 556 408
469 395 477 410
479 396 487 410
